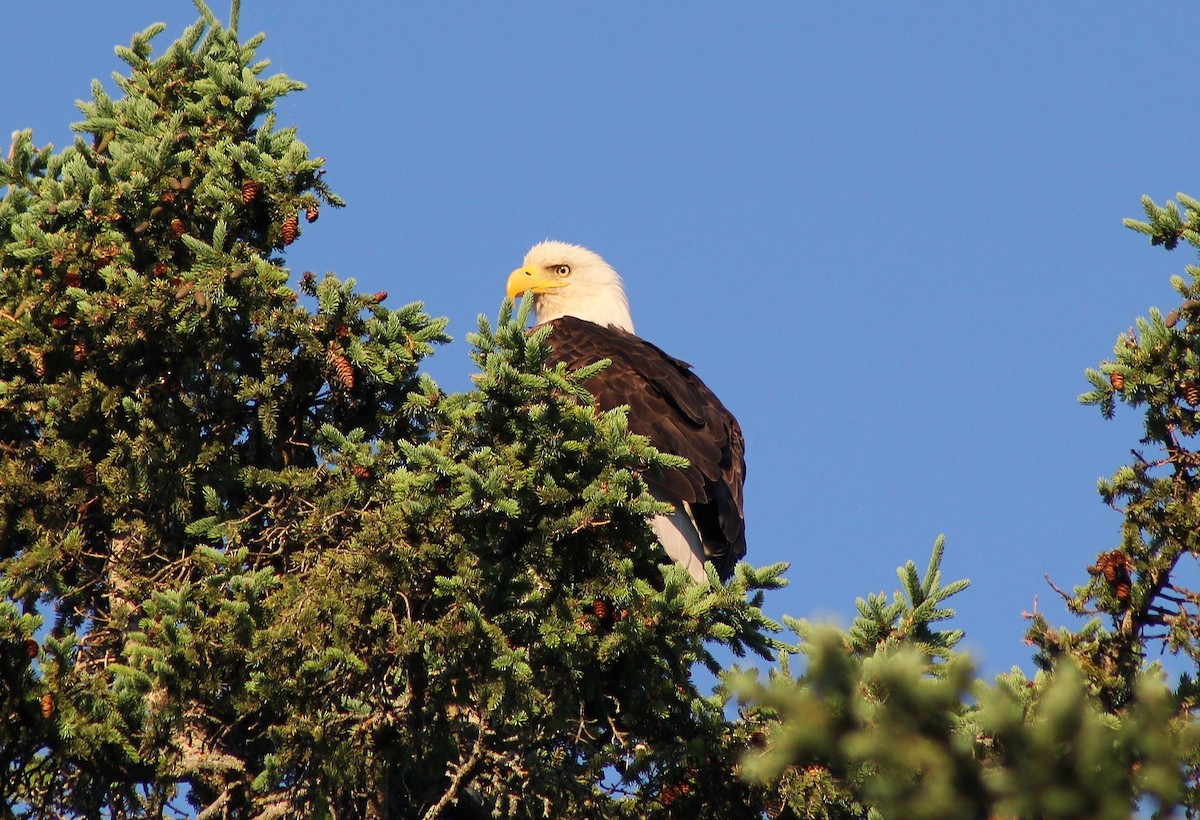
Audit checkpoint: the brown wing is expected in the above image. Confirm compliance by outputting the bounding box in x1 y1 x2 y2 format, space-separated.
541 316 747 579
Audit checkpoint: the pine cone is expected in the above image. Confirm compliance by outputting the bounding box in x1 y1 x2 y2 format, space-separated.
81 463 97 486
1183 380 1200 407
24 639 38 659
33 351 46 379
40 693 54 719
153 261 169 277
591 598 612 625
350 464 373 480
1092 550 1133 605
1090 551 1115 582
170 218 186 238
72 341 88 362
371 291 388 304
241 179 260 204
1113 550 1133 575
50 313 70 330
305 202 319 223
1093 550 1129 583
328 346 355 390
63 271 82 289
1109 372 1125 391
281 213 299 246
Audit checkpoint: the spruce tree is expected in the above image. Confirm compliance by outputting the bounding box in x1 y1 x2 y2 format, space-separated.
0 4 783 817
735 192 1200 816
737 540 1199 818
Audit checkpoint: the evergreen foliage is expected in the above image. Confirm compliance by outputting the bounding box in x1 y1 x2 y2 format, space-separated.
736 541 1199 818
6 3 1200 818
733 189 1200 816
0 5 782 816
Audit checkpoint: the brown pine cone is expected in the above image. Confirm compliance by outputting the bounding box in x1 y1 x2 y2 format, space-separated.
1183 380 1200 407
328 346 355 390
281 213 299 245
591 598 612 624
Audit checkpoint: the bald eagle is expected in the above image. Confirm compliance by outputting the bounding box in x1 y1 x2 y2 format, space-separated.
507 241 746 582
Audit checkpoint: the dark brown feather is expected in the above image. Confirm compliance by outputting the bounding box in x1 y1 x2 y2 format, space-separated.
541 316 746 579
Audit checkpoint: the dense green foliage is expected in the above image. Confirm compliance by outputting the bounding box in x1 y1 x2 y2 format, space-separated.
5 3 1200 818
737 542 1200 818
0 5 782 817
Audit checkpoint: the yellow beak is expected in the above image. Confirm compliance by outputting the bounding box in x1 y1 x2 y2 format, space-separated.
506 266 568 300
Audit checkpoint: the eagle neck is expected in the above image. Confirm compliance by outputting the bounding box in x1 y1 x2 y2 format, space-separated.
533 293 635 335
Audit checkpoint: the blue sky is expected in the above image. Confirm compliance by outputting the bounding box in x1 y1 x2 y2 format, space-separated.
6 2 1200 679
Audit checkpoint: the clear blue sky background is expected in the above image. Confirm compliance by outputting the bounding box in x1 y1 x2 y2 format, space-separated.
5 2 1199 679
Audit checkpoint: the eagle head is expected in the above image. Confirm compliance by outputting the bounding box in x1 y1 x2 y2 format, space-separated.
507 241 635 333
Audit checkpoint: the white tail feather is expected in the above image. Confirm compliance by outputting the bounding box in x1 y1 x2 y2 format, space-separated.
650 510 709 584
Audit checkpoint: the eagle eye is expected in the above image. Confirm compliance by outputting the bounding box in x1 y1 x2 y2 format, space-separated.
554 264 571 277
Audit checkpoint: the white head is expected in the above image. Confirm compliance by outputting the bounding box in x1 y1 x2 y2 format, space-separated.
506 241 635 333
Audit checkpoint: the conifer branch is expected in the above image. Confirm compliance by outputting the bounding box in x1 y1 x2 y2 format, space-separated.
191 0 219 28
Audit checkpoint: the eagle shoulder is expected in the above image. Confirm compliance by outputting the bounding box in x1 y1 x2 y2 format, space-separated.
539 316 747 578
